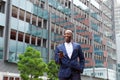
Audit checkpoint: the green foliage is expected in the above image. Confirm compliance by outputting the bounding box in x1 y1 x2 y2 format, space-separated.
17 47 47 80
47 60 59 80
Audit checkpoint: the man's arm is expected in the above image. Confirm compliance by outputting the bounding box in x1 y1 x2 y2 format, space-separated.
68 44 85 73
55 47 71 67
54 46 61 64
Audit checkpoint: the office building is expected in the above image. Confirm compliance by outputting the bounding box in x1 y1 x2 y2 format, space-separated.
0 0 116 80
114 0 120 80
116 34 120 80
115 5 120 34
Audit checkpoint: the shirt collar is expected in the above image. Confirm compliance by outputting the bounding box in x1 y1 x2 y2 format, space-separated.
64 42 72 45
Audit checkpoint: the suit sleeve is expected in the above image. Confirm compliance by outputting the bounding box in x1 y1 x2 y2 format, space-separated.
54 46 70 66
69 44 85 73
54 46 61 64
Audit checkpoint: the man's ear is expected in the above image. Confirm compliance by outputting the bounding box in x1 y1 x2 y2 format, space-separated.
63 34 66 37
63 35 66 38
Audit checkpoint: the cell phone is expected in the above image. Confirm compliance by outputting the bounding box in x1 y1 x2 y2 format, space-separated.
59 50 63 54
59 50 64 56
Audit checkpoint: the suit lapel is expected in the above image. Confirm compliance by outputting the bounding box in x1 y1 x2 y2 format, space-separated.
71 42 76 59
62 43 68 56
72 42 76 51
61 42 76 59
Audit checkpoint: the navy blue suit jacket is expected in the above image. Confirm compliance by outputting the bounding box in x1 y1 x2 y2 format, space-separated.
55 42 85 78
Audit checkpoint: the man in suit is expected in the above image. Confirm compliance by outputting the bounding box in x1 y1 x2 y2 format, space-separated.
55 29 85 80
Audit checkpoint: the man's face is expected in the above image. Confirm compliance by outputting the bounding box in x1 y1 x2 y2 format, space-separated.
64 30 72 43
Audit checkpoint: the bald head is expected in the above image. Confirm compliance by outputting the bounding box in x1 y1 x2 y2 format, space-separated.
64 30 73 34
64 30 73 43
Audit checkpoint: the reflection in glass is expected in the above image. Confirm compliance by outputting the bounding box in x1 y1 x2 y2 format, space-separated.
11 0 19 7
11 17 18 30
18 20 25 32
91 0 99 9
73 0 89 12
0 37 3 59
9 40 17 62
0 13 5 26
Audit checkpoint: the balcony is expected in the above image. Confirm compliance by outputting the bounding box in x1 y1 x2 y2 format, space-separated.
81 44 93 53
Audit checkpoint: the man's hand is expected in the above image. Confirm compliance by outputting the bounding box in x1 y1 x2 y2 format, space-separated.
58 51 64 58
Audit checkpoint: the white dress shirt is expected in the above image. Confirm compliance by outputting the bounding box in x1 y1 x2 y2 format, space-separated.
64 42 73 59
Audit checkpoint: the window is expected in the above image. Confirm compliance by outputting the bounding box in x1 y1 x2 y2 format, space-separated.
18 32 24 42
19 9 25 21
0 51 3 59
25 34 30 43
40 2 45 9
9 77 14 80
3 76 8 80
118 64 120 67
10 30 17 40
85 53 87 58
31 36 36 45
12 6 18 18
38 18 42 27
26 12 31 23
118 69 120 72
15 77 20 80
43 20 47 29
85 39 87 44
56 27 59 34
65 2 67 7
0 26 3 37
0 1 5 13
60 27 63 35
51 24 55 32
3 76 20 80
68 1 71 8
51 42 54 49
43 39 46 47
37 38 41 46
32 15 37 26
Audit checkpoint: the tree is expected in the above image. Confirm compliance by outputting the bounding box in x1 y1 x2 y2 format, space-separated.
47 60 59 80
17 47 47 80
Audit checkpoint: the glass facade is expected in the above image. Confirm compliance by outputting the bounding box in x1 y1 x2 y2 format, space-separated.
115 6 120 34
115 1 120 79
0 0 117 80
0 37 4 59
0 13 5 26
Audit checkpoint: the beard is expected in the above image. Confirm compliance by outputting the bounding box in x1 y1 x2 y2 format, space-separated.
65 37 71 42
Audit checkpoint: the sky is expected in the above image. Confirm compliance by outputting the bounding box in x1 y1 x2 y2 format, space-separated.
115 0 120 7
117 0 120 4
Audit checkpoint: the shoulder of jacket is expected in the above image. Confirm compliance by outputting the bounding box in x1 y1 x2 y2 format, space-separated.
57 43 63 48
73 42 80 45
